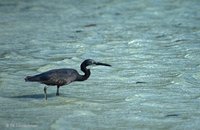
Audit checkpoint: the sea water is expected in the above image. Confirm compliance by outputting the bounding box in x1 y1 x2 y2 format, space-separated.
0 0 200 129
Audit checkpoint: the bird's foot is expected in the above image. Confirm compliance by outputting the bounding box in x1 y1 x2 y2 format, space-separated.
56 86 60 96
44 86 48 100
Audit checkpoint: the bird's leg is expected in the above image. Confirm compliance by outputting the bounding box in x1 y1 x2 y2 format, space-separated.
56 86 60 96
44 86 48 100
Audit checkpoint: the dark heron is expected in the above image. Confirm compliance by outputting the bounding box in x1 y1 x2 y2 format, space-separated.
25 59 111 100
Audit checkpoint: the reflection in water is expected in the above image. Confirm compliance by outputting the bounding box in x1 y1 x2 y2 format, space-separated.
10 94 54 99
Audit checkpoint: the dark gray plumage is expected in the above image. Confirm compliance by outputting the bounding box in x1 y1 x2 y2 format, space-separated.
25 59 111 100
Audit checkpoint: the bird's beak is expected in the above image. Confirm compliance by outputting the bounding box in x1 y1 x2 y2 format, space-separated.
95 62 111 67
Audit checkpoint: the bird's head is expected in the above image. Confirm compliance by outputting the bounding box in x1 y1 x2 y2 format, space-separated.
81 59 111 68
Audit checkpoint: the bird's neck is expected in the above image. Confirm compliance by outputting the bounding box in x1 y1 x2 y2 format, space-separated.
77 66 91 81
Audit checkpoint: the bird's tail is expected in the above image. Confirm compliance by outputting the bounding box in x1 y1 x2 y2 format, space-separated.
25 76 39 82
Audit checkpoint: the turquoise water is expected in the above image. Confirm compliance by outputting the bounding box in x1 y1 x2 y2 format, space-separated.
1 0 200 129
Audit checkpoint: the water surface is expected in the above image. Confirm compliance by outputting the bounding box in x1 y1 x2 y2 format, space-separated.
0 0 200 129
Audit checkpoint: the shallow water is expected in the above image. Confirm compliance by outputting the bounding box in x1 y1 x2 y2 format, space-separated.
0 0 200 129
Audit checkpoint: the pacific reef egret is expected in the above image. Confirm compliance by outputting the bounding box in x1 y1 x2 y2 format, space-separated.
25 59 111 100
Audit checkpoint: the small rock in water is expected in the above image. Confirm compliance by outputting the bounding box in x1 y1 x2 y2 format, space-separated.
84 24 97 27
165 114 179 117
136 81 146 84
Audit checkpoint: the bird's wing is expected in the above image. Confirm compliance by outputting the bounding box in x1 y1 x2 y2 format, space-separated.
39 69 78 86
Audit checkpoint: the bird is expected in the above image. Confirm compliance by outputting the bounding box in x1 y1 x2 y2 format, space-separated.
25 59 111 100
